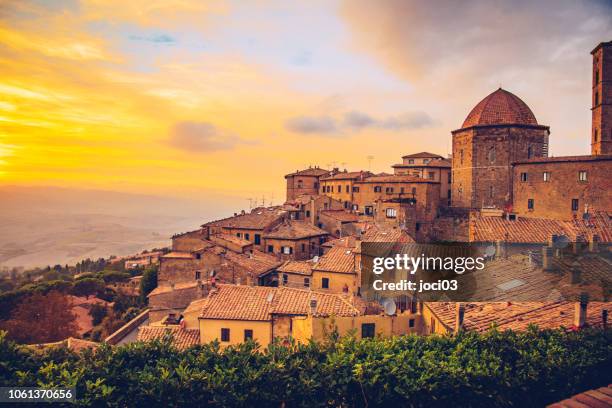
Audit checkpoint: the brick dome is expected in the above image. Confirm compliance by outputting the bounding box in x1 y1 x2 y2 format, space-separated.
462 88 538 128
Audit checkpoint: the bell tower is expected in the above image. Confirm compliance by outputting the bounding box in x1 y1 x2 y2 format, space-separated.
591 41 612 155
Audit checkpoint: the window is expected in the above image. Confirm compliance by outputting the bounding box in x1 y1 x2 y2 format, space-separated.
527 146 533 159
244 329 253 341
428 172 435 180
595 91 599 106
344 201 349 209
337 185 341 193
245 233 250 241
385 187 394 194
411 187 417 195
195 253 201 260
460 149 464 164
596 69 600 84
572 199 579 212
352 204 358 211
520 172 528 182
423 159 430 164
352 186 360 192
305 210 310 218
430 318 436 334
304 278 310 287
322 277 329 289
409 319 415 328
527 199 534 210
543 172 550 182
400 187 405 194
221 328 230 342
282 274 288 285
578 171 587 181
282 246 293 255
365 206 373 215
301 243 306 252
385 208 397 218
594 129 598 142
374 186 382 193
416 222 420 231
408 159 414 164
254 234 261 245
488 147 496 163
346 185 350 193
297 179 303 188
448 172 451 183
195 271 201 280
237 232 242 238
267 245 274 253
489 186 494 198
361 323 375 338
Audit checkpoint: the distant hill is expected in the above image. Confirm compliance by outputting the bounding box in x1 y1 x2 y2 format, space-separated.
0 186 245 269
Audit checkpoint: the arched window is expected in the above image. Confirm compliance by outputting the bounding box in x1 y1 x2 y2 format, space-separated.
488 146 496 163
489 186 494 198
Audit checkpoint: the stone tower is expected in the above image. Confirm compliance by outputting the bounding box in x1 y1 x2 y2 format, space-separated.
451 88 550 209
591 41 612 155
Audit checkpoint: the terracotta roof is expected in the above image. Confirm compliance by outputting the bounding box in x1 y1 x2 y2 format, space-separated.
322 236 358 249
148 281 199 297
264 220 328 240
313 246 356 274
137 326 200 350
513 154 612 165
462 88 539 128
277 260 314 276
361 225 415 243
204 207 286 230
425 301 612 333
358 175 436 183
548 384 612 408
209 233 252 248
285 193 317 206
199 284 360 321
223 250 282 277
401 152 444 159
285 167 330 177
470 212 612 243
321 170 373 181
319 210 359 223
394 158 451 168
161 251 194 259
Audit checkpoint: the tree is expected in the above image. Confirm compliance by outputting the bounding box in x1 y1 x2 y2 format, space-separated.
89 303 107 326
0 291 78 344
71 278 105 298
139 266 157 303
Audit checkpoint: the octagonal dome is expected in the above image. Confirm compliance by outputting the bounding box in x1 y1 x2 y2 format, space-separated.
462 88 538 128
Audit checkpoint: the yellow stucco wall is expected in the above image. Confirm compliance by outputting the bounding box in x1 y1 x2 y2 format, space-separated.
421 305 451 335
199 319 272 347
311 270 358 294
293 313 422 343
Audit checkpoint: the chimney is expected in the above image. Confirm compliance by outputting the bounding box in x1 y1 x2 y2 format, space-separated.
574 293 588 328
602 309 608 330
589 234 600 253
570 260 581 284
454 303 465 334
542 246 555 271
495 240 505 258
309 297 317 316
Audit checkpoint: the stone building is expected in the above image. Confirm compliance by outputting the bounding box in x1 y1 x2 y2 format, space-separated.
262 220 328 260
451 88 550 210
285 167 330 201
512 155 612 220
319 170 374 209
592 41 612 155
392 152 452 206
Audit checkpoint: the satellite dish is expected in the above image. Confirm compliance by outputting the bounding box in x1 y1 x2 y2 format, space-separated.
383 299 397 316
484 245 496 258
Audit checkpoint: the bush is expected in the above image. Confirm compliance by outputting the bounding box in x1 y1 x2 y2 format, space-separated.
0 327 610 407
99 271 130 284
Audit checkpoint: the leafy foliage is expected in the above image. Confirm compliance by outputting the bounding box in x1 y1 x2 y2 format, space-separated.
0 327 610 407
139 266 157 303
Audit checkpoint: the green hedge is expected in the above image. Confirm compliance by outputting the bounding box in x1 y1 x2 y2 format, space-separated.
1 327 610 407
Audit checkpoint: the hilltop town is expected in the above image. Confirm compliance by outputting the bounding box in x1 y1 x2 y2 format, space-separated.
122 41 612 349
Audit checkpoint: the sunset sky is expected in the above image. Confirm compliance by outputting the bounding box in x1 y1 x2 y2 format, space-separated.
1 0 611 203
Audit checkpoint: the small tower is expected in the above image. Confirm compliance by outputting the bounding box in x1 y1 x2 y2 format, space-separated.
591 41 612 155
